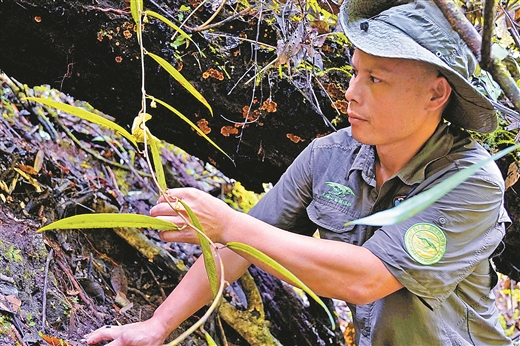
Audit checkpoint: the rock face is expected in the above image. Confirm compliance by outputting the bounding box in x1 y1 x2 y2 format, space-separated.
0 0 348 192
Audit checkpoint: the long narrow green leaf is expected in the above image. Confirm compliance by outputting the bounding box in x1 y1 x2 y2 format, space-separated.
144 10 203 57
146 52 213 116
202 329 218 346
37 213 178 233
130 0 143 25
178 200 220 298
149 96 234 163
23 97 138 148
346 143 520 227
226 241 336 330
146 129 167 190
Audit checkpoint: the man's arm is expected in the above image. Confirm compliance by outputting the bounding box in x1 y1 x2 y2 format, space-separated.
155 188 403 305
218 210 403 304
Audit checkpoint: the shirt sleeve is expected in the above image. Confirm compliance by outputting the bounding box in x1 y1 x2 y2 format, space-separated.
248 141 317 236
363 170 509 310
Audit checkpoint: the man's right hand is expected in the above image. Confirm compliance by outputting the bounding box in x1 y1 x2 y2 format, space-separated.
84 317 170 346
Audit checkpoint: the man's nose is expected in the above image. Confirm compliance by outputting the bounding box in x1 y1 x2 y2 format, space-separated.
344 77 358 103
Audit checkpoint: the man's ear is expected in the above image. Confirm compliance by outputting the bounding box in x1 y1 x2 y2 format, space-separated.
427 77 452 112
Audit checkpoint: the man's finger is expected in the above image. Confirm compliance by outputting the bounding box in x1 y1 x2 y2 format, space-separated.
84 325 117 344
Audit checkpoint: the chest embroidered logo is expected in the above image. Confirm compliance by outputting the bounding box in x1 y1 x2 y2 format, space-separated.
322 182 355 206
404 223 447 265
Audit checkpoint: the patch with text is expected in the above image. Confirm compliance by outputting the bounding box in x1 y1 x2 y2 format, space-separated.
404 223 446 265
322 182 355 207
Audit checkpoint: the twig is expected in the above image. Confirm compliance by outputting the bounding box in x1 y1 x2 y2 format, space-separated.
85 5 130 15
127 287 154 305
82 232 120 267
45 237 103 318
501 4 520 49
10 323 27 346
42 248 54 330
145 264 167 302
216 315 229 346
432 0 482 60
185 7 255 32
197 0 227 31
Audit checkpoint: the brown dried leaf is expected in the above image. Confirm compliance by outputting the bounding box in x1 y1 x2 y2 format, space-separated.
506 162 520 190
34 149 45 173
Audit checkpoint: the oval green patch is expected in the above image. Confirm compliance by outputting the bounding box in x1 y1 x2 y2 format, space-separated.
404 223 446 265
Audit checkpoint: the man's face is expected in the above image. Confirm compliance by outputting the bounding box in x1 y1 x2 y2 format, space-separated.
345 49 444 149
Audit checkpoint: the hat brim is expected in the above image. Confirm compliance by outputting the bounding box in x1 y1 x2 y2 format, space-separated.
339 12 498 133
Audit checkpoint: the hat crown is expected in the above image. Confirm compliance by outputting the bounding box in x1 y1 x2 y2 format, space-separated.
344 0 476 80
345 0 413 20
339 0 498 133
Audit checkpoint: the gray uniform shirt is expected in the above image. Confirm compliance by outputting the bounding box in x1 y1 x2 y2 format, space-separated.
248 123 512 345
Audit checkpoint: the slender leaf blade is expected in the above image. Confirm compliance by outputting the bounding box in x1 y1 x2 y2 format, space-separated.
146 52 213 116
130 0 143 25
23 97 138 148
178 200 220 298
346 143 520 227
150 96 234 163
202 330 218 346
146 129 167 190
227 241 336 330
37 213 178 233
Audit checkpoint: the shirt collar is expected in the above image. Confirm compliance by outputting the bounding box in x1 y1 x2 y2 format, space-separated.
350 142 377 187
348 122 454 186
397 122 454 185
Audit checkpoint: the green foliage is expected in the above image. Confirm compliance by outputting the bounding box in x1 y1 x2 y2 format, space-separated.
5 244 23 263
130 0 143 34
149 96 233 162
202 329 218 346
224 181 265 213
22 97 138 148
37 214 178 233
177 199 220 298
146 129 167 190
0 315 11 335
145 52 213 116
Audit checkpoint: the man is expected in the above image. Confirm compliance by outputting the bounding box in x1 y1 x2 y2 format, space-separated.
85 0 512 345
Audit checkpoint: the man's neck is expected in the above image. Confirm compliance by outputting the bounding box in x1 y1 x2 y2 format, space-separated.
374 123 440 189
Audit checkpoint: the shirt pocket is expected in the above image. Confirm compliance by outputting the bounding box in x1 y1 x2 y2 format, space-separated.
307 198 362 243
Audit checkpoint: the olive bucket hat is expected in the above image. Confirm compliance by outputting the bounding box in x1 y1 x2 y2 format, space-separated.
338 0 498 133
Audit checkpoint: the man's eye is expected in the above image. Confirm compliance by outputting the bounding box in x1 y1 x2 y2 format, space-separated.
370 76 381 83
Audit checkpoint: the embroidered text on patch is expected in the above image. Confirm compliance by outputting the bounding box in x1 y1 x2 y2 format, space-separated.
322 182 355 206
404 223 446 265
